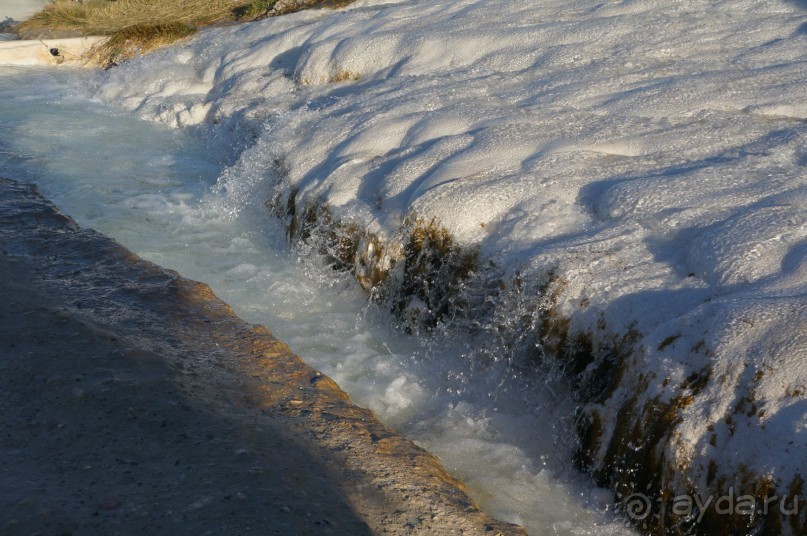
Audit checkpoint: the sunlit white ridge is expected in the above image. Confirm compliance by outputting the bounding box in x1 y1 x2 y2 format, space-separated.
94 0 807 529
2 0 807 532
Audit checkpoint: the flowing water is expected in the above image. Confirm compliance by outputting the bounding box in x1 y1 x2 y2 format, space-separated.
0 65 633 535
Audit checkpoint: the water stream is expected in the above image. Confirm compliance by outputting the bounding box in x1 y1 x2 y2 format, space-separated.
0 65 633 535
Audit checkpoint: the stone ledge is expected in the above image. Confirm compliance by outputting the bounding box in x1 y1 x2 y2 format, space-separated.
0 177 525 535
0 36 107 66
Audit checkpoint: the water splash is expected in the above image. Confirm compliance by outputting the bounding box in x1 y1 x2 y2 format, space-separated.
0 65 634 534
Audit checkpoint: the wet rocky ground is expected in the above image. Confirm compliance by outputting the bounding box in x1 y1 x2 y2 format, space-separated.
0 177 523 535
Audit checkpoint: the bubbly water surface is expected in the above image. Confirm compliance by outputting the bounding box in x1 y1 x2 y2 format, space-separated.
0 66 633 535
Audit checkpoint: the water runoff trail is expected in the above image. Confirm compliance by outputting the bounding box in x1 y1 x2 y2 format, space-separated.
0 65 634 535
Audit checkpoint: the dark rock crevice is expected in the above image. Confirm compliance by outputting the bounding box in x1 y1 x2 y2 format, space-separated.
265 184 807 536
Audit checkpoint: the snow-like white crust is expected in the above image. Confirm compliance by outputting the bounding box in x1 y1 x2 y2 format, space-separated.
95 0 807 528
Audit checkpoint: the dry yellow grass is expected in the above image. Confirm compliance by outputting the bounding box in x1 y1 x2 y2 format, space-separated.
17 0 273 65
19 0 270 35
90 22 198 65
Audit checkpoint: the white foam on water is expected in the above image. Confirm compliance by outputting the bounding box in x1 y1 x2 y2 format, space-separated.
0 65 633 534
7 0 806 528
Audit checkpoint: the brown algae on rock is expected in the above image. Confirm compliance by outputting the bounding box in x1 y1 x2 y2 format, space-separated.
0 177 524 535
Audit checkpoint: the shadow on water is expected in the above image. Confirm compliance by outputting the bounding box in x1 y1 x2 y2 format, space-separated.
0 178 375 535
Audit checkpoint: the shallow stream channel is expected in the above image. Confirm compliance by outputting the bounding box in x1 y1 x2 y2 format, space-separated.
0 65 634 535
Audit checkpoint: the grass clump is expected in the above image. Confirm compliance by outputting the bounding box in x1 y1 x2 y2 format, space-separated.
93 22 196 65
19 0 273 35
17 0 275 65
